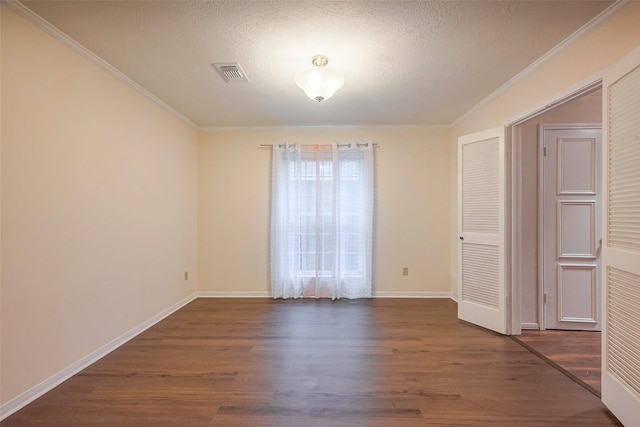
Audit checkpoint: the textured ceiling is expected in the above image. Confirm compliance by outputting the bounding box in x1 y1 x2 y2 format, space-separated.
20 1 614 128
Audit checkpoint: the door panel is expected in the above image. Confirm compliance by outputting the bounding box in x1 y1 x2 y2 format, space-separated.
541 125 601 331
601 46 640 427
557 263 597 323
557 201 596 257
458 127 506 334
557 137 597 194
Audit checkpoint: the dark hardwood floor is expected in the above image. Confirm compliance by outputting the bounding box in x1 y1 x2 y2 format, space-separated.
2 299 620 426
513 329 601 396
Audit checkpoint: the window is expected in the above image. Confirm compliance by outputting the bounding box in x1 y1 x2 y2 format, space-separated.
270 143 374 299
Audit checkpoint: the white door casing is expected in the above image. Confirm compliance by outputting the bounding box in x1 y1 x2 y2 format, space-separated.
541 124 602 331
458 127 507 335
601 46 640 427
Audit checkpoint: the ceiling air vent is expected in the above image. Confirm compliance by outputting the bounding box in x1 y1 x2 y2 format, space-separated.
213 63 250 83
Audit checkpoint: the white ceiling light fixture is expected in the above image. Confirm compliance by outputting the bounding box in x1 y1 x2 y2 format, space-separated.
295 55 345 103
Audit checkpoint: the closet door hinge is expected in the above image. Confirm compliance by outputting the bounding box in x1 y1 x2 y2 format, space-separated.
543 146 547 157
543 292 548 303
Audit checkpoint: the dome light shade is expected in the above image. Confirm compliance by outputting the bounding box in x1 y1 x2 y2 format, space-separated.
295 55 344 103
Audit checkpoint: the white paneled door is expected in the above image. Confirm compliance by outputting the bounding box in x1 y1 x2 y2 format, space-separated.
458 127 507 334
601 46 640 427
541 124 602 331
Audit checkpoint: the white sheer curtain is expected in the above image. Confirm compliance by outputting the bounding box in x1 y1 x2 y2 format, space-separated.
270 142 374 299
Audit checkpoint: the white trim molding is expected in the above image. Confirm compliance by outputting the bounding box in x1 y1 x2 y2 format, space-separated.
0 293 198 421
506 78 603 127
198 291 271 298
521 322 541 330
372 291 453 299
452 1 631 127
198 291 455 299
2 0 198 129
199 124 450 132
450 273 459 302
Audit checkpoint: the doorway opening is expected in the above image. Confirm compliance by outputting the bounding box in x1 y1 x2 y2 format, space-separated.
539 123 602 331
509 82 603 394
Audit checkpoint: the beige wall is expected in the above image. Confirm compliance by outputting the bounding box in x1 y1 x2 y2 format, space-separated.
450 3 640 298
5 0 637 414
198 127 451 296
1 7 198 405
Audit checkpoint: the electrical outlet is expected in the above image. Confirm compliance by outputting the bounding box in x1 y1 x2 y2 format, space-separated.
402 267 409 276
184 271 189 281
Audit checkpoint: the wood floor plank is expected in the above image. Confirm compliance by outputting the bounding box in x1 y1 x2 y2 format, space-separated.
2 298 620 426
514 329 601 396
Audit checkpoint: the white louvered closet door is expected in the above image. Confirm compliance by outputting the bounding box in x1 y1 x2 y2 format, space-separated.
601 46 640 427
458 127 507 334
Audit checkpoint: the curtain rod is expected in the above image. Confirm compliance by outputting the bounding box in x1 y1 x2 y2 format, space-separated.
259 143 378 148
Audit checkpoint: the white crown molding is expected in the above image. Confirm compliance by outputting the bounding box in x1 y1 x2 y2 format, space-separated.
4 0 631 132
0 293 198 421
198 124 450 132
2 1 447 132
2 0 198 129
451 0 632 128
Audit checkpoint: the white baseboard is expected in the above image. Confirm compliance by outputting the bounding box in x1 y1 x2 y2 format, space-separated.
198 291 271 298
0 293 198 421
521 322 541 330
372 291 453 298
198 291 454 299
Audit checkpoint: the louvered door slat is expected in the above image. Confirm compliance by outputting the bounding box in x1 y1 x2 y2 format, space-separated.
602 48 640 426
608 64 640 251
457 127 506 334
607 267 640 397
462 138 499 234
462 243 499 308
